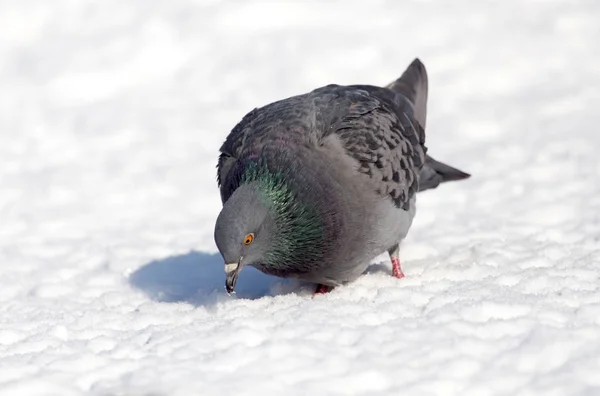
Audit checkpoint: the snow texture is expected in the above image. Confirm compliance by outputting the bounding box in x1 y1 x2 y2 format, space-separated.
1 1 600 395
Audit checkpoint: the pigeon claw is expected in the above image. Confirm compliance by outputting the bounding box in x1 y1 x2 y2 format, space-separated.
312 284 333 298
391 257 405 279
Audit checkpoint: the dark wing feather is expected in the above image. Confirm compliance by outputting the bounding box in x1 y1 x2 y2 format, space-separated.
418 154 471 191
386 58 428 128
216 108 261 203
328 87 426 210
216 94 316 203
217 59 429 208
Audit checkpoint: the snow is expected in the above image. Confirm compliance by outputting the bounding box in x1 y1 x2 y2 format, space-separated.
1 0 600 394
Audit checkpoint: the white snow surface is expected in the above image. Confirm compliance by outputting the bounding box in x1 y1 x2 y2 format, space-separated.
1 0 600 395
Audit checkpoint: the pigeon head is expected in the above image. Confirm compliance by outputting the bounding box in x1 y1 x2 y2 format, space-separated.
214 182 275 293
214 159 327 293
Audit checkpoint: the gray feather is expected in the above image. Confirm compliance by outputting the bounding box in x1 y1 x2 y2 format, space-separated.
386 58 428 128
214 58 470 289
325 86 425 211
419 155 471 191
218 84 427 212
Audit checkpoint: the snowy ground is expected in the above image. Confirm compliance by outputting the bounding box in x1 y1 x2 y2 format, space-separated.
1 0 600 395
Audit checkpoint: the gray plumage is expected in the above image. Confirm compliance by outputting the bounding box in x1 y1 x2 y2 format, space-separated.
214 58 470 293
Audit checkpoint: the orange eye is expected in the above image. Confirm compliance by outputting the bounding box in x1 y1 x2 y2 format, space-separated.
243 233 254 246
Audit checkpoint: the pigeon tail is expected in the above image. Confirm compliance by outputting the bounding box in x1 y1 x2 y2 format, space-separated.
386 58 429 128
418 155 470 192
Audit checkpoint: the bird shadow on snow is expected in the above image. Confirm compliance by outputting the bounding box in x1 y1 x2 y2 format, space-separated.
129 250 307 305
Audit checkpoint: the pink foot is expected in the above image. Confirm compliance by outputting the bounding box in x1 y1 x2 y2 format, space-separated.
312 284 332 298
391 257 405 279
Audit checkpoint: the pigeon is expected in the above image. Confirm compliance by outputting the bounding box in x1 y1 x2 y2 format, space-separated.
214 58 470 295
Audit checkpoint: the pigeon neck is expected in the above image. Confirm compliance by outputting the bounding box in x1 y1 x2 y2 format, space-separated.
241 159 329 273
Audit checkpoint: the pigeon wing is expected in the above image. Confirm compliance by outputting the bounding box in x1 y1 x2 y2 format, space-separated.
327 88 426 211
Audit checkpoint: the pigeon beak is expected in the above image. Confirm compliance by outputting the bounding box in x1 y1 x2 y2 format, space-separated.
225 258 242 294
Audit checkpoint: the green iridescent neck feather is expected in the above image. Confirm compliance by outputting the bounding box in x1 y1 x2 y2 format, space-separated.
241 159 325 270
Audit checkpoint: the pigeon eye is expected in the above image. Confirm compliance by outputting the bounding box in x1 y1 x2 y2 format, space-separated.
243 233 254 246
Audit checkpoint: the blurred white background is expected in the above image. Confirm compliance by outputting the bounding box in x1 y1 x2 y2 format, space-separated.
1 1 599 395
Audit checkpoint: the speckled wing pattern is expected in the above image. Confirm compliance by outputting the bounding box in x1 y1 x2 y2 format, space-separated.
323 85 426 211
217 59 428 210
